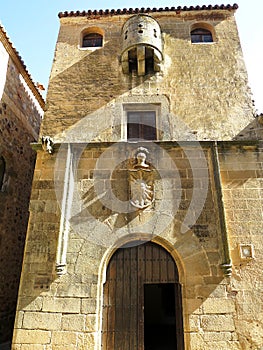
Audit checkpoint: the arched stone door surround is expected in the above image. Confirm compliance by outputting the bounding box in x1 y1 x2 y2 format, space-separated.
101 241 185 349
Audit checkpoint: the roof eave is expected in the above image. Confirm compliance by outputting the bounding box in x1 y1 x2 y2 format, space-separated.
58 3 238 18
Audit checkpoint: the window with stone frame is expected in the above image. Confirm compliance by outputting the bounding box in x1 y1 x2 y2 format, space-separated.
191 28 213 43
127 111 157 140
82 33 103 47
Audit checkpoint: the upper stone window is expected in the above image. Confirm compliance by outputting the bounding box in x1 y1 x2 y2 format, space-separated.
191 27 213 43
123 103 160 141
127 111 157 140
82 33 103 47
80 27 104 49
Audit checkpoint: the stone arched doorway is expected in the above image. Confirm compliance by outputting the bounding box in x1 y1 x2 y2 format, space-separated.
101 241 184 349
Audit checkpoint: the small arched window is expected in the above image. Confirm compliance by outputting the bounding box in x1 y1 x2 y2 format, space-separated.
0 156 6 190
82 33 103 48
191 28 213 43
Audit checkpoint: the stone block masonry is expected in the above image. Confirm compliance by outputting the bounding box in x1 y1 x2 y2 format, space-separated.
13 142 262 349
11 6 263 350
0 26 44 344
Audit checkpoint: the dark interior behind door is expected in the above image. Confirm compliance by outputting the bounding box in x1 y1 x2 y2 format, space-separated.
144 283 176 350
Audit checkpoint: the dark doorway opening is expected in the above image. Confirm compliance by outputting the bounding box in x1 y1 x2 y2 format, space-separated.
144 283 176 350
102 242 184 349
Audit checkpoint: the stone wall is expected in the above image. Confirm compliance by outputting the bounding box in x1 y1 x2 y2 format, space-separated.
0 37 43 344
12 7 262 350
41 9 254 141
219 142 263 349
13 141 263 349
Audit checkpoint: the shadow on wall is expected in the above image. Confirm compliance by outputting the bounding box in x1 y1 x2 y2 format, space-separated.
12 17 244 345
233 115 263 141
0 57 42 345
42 37 157 137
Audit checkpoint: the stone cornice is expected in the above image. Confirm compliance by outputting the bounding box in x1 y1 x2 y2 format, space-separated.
58 4 238 18
31 139 262 152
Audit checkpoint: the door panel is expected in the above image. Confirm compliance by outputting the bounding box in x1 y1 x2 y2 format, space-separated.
102 242 184 349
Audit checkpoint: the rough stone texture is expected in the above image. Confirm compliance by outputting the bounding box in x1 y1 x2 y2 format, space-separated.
0 30 43 344
12 7 263 350
41 9 255 141
13 330 51 344
219 143 263 350
13 143 257 349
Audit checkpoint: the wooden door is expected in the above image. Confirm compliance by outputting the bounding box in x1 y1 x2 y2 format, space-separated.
102 242 184 350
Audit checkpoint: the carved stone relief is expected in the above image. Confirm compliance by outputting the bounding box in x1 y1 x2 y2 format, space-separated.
128 147 154 209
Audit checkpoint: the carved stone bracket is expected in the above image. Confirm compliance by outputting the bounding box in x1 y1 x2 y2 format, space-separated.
220 263 232 277
42 136 54 154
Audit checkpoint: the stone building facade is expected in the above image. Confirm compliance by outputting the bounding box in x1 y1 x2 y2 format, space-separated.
12 4 263 350
0 25 44 347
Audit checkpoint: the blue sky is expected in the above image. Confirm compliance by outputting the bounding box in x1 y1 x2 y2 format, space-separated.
0 1 262 112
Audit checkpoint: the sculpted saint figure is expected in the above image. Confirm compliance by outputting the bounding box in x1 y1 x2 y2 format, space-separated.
129 147 154 209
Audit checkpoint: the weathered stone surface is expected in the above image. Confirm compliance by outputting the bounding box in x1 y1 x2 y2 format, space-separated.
203 331 232 341
188 315 200 332
202 298 235 314
11 6 263 350
41 11 254 142
42 297 81 313
46 345 76 350
20 345 44 350
61 314 85 331
81 299 97 314
201 314 236 332
85 314 96 332
0 27 43 344
51 331 77 345
22 312 61 330
13 330 51 344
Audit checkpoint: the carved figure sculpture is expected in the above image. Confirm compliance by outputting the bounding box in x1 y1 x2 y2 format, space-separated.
129 147 154 209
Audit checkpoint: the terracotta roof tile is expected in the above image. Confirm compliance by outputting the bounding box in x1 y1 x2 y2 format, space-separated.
58 3 238 18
